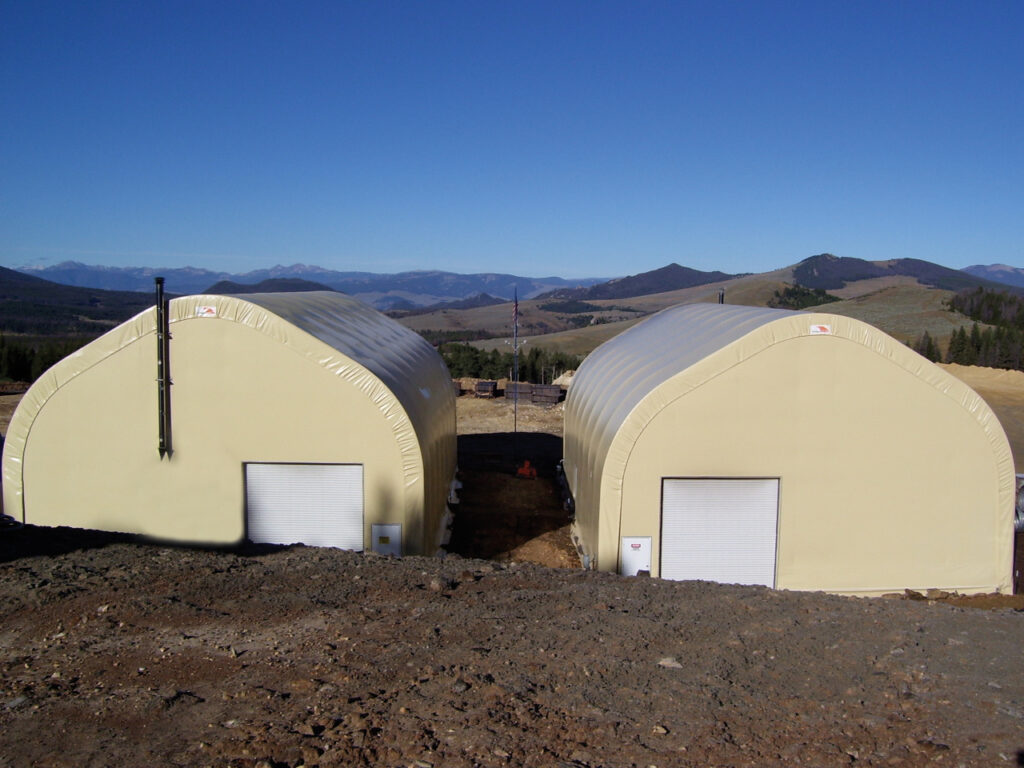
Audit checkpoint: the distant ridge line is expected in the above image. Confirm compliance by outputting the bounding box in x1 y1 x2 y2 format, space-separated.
14 255 1024 312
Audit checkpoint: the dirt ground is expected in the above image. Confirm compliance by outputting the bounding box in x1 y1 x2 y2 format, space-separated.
0 391 1023 765
451 397 577 571
455 395 565 437
1 527 1023 768
0 393 23 438
449 429 577 571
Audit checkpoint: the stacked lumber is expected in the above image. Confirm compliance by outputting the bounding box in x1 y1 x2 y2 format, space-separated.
504 382 533 400
474 380 497 398
532 384 562 404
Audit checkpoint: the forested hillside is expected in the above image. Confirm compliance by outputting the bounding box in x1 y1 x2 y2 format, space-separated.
912 287 1024 370
441 343 580 383
0 266 156 384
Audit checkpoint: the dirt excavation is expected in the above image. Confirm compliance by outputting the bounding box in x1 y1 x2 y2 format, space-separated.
0 395 1022 766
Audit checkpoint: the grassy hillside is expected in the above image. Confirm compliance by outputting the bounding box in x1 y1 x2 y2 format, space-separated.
541 263 735 300
792 254 1018 294
802 284 973 347
400 272 789 345
463 273 793 356
395 296 647 340
466 280 976 360
471 316 646 355
0 266 155 335
9 256 988 367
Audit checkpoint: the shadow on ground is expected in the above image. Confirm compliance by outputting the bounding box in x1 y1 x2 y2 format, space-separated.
449 432 578 567
0 524 293 565
0 525 137 564
456 432 563 477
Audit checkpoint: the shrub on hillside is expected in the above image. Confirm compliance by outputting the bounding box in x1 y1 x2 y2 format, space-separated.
767 285 841 310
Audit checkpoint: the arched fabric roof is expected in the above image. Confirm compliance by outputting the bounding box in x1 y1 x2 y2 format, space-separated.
565 304 797 500
231 291 456 495
564 303 1015 593
3 291 456 550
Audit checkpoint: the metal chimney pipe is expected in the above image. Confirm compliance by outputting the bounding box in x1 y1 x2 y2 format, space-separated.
155 277 173 457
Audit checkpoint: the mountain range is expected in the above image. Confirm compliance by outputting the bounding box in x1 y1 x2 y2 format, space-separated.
791 255 1015 293
17 256 1023 311
16 262 606 310
204 278 337 295
0 266 154 335
537 263 737 301
962 264 1024 289
3 255 1022 339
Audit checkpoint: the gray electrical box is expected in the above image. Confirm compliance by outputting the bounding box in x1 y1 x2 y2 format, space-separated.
371 524 402 557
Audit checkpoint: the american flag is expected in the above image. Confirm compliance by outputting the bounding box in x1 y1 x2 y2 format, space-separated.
512 287 518 329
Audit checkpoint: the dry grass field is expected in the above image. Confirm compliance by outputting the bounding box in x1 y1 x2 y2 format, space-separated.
0 393 21 436
465 278 975 359
470 317 643 355
940 364 1024 473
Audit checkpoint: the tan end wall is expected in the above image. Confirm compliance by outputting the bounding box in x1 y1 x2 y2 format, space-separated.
17 317 421 549
609 335 1011 594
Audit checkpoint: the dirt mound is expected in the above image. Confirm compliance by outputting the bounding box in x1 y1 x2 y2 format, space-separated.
940 363 1024 398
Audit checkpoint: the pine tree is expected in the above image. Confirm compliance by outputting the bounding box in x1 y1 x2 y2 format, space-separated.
913 331 940 362
946 326 968 364
965 323 981 365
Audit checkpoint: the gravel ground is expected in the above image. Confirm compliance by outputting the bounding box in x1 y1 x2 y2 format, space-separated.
0 529 1022 767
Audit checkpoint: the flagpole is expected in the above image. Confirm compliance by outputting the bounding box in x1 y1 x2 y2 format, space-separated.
513 286 519 439
508 288 526 468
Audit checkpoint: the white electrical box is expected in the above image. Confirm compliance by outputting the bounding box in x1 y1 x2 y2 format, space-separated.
620 536 651 576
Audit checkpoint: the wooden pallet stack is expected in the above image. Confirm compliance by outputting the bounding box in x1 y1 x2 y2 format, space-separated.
474 380 497 398
531 384 563 404
504 381 533 400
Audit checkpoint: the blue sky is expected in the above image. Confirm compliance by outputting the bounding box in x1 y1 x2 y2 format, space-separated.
2 1 1021 278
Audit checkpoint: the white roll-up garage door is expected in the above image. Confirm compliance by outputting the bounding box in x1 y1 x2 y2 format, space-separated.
660 478 779 586
246 463 364 550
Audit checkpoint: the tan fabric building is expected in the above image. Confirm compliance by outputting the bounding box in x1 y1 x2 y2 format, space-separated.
2 291 456 555
563 303 1015 595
